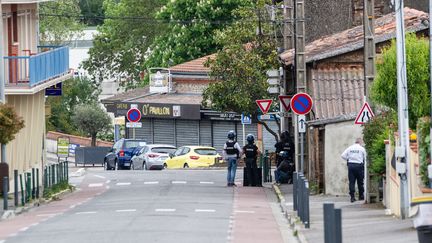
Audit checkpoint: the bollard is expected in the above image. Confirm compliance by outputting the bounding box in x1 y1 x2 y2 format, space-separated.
299 175 305 221
19 174 24 206
26 173 31 202
324 203 336 243
44 167 47 188
36 168 40 198
14 170 18 207
66 162 69 182
3 177 8 210
304 179 310 229
334 208 342 243
51 165 55 186
32 168 35 199
293 172 298 211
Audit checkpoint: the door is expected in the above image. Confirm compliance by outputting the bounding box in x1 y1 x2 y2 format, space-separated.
167 147 189 168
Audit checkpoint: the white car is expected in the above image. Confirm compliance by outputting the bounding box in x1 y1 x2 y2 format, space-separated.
130 144 177 170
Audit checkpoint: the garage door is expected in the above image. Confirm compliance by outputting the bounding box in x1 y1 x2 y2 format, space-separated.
212 121 236 153
176 120 199 147
199 120 212 146
153 119 175 146
133 119 153 143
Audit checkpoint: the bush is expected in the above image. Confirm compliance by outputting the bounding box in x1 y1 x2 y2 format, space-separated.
417 117 431 187
0 104 25 144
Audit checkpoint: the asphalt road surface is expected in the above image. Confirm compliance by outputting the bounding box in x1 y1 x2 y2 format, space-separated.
1 168 290 243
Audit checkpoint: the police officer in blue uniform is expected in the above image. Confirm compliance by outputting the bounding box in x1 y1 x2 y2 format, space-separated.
242 134 261 186
223 131 242 187
341 138 367 203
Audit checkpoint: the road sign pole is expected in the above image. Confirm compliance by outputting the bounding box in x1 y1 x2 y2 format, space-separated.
242 123 246 146
300 132 304 173
133 128 136 139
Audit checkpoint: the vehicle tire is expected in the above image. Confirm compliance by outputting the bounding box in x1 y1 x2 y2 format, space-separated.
104 160 109 170
115 160 120 170
163 163 167 169
183 163 189 169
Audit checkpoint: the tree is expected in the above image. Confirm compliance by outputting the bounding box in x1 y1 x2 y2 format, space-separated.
72 104 111 146
83 0 168 89
79 0 105 26
202 2 280 140
143 0 253 70
0 104 25 145
39 0 85 45
371 33 430 128
47 77 100 135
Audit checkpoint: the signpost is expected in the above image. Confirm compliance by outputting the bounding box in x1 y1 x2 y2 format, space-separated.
279 95 292 112
256 99 273 114
241 114 252 145
127 108 142 139
354 102 374 125
57 137 70 159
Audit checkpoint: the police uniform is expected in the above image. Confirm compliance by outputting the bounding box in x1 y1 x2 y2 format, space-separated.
223 139 242 186
275 140 294 167
341 142 367 202
243 143 259 186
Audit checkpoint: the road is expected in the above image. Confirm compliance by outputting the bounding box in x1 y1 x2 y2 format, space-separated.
0 168 291 243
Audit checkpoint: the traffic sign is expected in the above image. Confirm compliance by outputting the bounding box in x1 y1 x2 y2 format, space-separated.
355 102 374 125
267 86 279 94
241 114 252 125
290 93 313 115
298 115 306 133
279 95 292 111
126 122 142 128
256 99 273 114
127 108 142 123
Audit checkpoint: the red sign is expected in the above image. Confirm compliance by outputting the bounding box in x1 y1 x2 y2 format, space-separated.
278 95 292 111
256 99 273 114
127 108 142 123
355 102 374 125
290 93 313 115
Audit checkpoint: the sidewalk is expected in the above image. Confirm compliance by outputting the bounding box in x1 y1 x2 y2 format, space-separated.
275 184 418 243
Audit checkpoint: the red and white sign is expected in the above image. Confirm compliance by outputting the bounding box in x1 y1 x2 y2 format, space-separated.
256 99 273 114
278 95 292 111
127 108 142 123
355 102 374 125
290 93 313 115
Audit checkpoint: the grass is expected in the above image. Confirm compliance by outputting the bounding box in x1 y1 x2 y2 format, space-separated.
43 181 73 200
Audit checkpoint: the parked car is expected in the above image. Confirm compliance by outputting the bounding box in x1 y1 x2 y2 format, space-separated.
164 146 222 169
104 138 147 170
131 144 177 170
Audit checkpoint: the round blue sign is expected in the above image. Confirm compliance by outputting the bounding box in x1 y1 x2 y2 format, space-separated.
290 93 313 115
127 108 141 123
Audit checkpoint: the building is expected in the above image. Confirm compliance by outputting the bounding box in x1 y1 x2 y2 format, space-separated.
279 8 428 194
1 1 72 189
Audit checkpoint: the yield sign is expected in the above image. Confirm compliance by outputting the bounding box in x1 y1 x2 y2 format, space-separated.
256 99 273 114
355 102 375 125
278 95 292 111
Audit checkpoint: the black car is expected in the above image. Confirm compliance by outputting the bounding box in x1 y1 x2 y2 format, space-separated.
104 138 147 170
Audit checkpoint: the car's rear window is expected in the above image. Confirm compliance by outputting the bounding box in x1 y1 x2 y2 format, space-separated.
194 148 217 155
151 147 176 154
125 141 146 149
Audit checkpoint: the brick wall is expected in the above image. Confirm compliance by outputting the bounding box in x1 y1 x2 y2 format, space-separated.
46 131 113 147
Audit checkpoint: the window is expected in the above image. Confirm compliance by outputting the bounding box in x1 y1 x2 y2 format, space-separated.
174 147 184 156
113 140 123 150
152 147 177 154
125 140 147 149
182 147 191 155
194 148 217 155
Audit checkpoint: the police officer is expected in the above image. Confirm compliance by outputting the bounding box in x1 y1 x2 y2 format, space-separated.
274 151 293 185
341 138 367 203
243 134 261 186
223 130 242 187
275 131 294 168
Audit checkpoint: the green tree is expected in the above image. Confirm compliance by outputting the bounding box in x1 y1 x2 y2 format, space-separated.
72 104 111 146
39 0 85 45
371 34 430 128
83 0 168 89
47 77 100 135
0 104 25 144
79 0 105 26
202 2 279 139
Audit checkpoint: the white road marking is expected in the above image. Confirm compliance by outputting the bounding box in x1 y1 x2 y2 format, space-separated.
69 205 76 209
172 181 187 184
19 227 29 232
106 186 110 189
144 181 159 185
155 209 176 212
75 211 97 215
234 210 255 214
30 223 39 227
195 209 216 213
106 180 111 184
93 175 106 179
116 182 131 186
36 213 58 217
8 233 17 237
115 209 137 213
0 240 5 243
200 181 214 184
88 183 103 188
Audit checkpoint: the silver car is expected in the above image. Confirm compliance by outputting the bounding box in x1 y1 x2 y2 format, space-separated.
130 144 177 170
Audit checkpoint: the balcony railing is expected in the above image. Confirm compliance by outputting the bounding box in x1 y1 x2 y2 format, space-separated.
4 46 69 87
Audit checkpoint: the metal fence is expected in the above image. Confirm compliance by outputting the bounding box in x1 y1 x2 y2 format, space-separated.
3 167 42 210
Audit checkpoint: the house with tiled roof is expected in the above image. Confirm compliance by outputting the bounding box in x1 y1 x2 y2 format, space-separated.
279 8 429 195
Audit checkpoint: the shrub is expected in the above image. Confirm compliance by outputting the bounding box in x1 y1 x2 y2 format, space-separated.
417 117 430 187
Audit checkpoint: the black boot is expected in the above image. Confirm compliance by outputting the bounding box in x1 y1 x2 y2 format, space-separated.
350 197 356 203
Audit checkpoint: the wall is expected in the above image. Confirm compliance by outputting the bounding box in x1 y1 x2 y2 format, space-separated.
324 120 363 195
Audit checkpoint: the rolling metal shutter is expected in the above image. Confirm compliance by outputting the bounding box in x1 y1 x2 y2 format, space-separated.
262 120 279 152
199 120 212 146
176 120 199 147
236 123 258 147
153 119 175 146
133 119 153 143
212 121 236 153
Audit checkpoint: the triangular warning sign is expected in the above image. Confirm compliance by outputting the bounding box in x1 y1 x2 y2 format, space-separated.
278 95 292 111
256 99 273 114
355 102 375 125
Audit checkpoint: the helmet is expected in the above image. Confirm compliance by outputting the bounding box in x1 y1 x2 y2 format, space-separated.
280 151 290 159
227 130 236 139
281 131 290 141
246 134 255 143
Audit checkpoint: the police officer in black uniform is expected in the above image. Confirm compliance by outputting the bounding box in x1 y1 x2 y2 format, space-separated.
242 134 260 186
275 131 295 168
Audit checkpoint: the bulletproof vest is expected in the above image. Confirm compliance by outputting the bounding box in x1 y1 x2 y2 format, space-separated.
244 144 257 158
282 142 292 152
225 141 238 155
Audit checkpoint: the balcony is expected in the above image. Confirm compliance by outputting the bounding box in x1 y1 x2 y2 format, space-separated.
4 46 72 94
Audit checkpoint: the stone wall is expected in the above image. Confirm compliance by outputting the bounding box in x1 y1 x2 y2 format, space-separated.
174 82 209 94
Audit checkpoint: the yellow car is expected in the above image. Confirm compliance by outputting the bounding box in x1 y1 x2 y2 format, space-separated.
165 146 222 169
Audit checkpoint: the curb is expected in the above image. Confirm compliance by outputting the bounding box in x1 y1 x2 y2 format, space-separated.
70 168 86 177
272 184 309 243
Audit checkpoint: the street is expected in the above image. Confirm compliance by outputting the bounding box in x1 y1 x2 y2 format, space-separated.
0 168 290 243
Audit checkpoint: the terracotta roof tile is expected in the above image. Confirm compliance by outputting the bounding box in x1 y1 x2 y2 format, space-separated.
101 87 149 102
169 54 216 73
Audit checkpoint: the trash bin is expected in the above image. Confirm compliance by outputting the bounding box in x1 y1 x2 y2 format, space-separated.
414 204 432 243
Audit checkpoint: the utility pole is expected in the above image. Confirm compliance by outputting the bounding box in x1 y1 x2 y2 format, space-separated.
0 0 7 164
395 0 410 220
363 0 375 204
